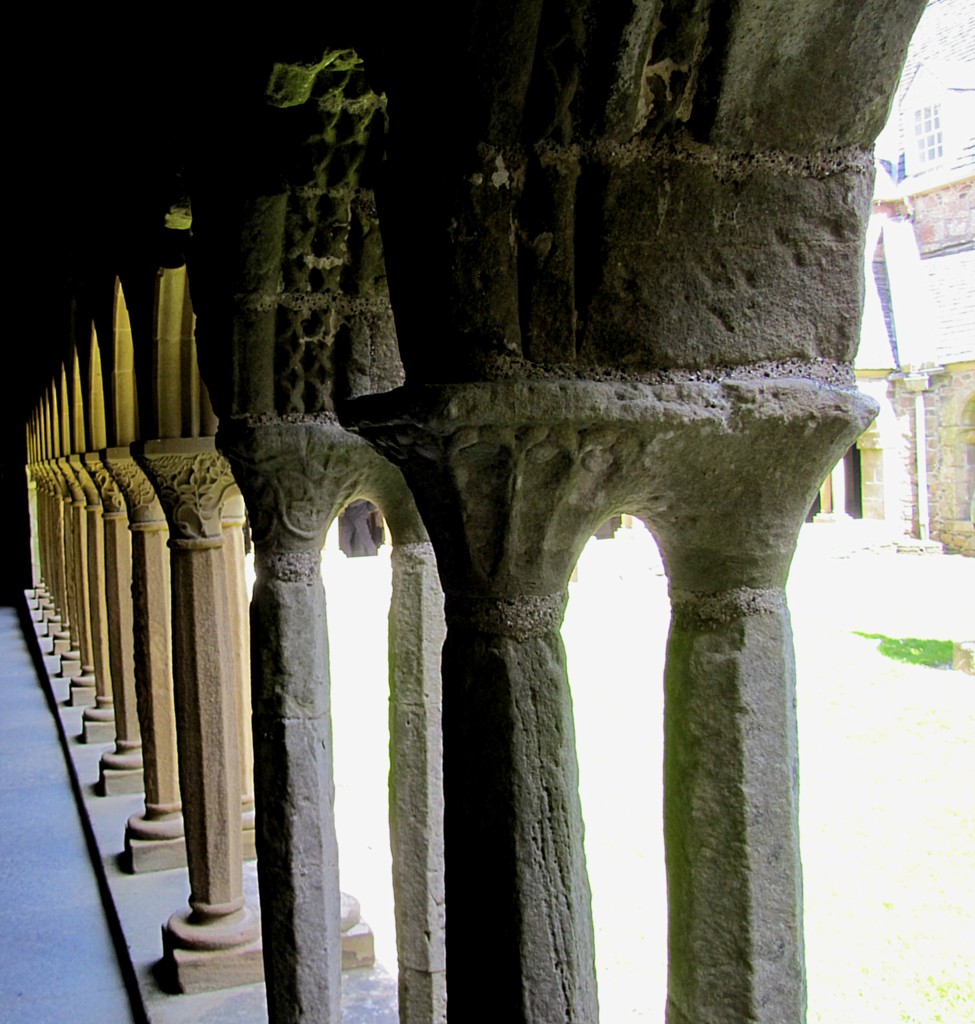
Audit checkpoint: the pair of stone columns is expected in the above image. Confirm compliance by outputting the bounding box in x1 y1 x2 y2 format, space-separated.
344 375 875 1024
222 417 447 1024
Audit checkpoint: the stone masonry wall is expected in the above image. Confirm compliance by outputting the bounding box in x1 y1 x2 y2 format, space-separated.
912 178 975 255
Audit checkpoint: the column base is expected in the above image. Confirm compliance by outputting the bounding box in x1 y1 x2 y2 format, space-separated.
82 704 116 744
98 749 145 796
52 634 73 656
125 811 186 873
68 674 96 707
341 893 375 970
161 906 263 996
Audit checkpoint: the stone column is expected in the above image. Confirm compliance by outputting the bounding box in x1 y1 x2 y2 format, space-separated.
72 457 116 744
33 468 62 634
350 376 877 1024
87 455 145 794
222 420 374 1024
386 535 447 1024
53 459 86 682
352 383 613 1024
43 463 73 658
635 381 875 1024
106 450 185 872
136 438 261 993
221 489 257 859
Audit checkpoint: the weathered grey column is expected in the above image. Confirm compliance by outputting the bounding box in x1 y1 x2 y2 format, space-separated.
73 457 116 744
137 438 261 993
106 450 185 871
630 380 877 1024
222 419 375 1024
222 489 257 859
87 455 144 793
353 383 624 1024
386 536 447 1024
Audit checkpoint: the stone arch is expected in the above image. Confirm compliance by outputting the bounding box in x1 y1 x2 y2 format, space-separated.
316 459 448 1024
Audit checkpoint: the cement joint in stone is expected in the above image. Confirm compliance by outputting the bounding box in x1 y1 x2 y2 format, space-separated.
447 593 566 640
669 586 787 628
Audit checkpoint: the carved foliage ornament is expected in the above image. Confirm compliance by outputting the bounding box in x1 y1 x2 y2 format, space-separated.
105 458 161 522
137 452 236 541
222 425 375 549
88 461 127 516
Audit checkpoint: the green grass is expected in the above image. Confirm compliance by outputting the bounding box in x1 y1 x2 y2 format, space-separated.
853 632 955 668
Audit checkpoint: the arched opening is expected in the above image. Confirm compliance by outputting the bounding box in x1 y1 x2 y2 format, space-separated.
564 517 669 1020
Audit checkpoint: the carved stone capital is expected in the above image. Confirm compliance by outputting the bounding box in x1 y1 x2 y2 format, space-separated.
348 377 877 594
136 440 237 542
57 458 86 504
219 419 387 555
85 454 127 517
69 455 101 507
103 448 164 525
33 462 56 498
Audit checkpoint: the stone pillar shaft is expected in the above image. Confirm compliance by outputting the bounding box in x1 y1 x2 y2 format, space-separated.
222 420 375 1024
222 490 256 851
137 439 261 992
106 449 184 869
388 541 447 1024
60 459 94 683
88 455 144 790
663 589 804 1024
74 459 116 742
169 535 245 911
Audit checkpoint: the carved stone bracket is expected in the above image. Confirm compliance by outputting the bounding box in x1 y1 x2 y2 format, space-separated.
103 448 164 526
86 454 127 518
348 377 878 594
69 454 101 508
135 439 237 541
219 419 392 554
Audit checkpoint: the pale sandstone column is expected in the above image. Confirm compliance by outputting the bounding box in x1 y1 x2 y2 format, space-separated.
72 457 116 744
106 449 185 872
222 488 257 859
52 460 86 682
87 455 144 794
137 438 261 993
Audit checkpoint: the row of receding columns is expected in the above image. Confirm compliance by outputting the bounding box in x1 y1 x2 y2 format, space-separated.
25 384 264 992
24 270 450 1019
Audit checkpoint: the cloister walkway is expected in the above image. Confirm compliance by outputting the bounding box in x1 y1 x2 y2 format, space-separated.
0 605 138 1024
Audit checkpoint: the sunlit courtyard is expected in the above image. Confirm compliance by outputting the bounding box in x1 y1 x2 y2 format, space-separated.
317 518 974 1023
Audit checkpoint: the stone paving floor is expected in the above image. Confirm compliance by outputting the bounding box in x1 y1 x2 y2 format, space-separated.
0 606 138 1024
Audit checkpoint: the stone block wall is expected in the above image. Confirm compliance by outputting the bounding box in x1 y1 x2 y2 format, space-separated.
913 178 975 255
